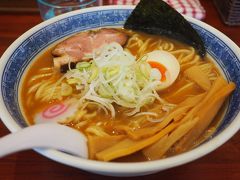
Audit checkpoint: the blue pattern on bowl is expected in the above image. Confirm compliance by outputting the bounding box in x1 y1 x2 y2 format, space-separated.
1 9 240 138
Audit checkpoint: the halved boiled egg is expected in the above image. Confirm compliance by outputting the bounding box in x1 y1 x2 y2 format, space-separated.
146 50 180 90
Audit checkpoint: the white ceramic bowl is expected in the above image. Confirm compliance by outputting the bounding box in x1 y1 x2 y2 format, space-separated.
0 6 240 177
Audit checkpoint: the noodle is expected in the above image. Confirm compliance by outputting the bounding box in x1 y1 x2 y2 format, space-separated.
20 28 234 162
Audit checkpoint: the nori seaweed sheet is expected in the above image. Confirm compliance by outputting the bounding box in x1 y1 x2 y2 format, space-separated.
124 0 206 57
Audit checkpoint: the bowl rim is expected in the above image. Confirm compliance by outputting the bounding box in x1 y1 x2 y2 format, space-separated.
0 5 240 174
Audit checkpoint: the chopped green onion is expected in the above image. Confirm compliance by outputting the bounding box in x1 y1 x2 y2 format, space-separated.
63 42 163 117
76 62 91 70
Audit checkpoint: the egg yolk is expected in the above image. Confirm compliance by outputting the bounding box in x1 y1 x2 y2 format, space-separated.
148 61 167 81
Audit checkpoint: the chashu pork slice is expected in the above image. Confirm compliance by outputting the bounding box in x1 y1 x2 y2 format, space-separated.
52 28 128 68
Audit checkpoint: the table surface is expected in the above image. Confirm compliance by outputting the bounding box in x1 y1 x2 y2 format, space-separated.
0 0 240 179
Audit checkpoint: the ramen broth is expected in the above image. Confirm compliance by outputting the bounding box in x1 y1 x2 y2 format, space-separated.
20 28 233 162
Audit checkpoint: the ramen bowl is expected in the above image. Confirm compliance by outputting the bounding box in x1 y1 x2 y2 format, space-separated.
0 6 240 177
